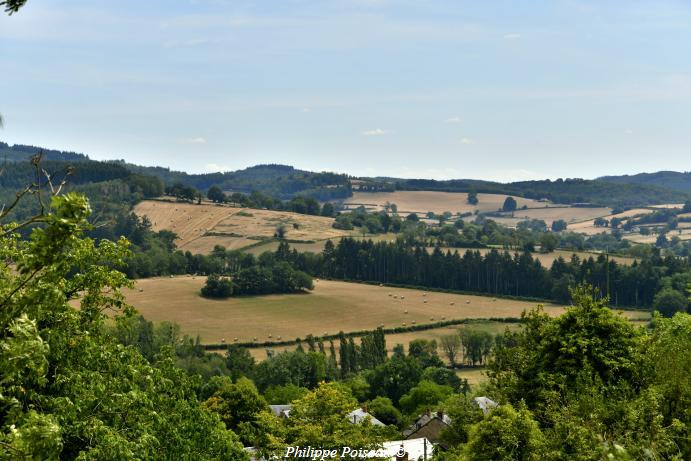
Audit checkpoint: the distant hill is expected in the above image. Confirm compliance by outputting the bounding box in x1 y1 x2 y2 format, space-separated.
1 141 689 208
599 171 691 194
125 163 352 201
0 142 90 162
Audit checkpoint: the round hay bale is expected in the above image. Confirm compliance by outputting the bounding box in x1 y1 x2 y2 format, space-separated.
138 288 144 292
466 300 470 304
277 336 282 340
220 338 226 343
253 337 257 342
404 310 408 314
430 317 434 321
268 334 272 338
423 300 427 304
400 296 405 300
450 302 455 306
411 320 416 325
441 316 446 320
233 337 238 342
402 323 407 327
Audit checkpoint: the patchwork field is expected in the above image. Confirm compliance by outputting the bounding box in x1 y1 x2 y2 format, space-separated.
124 278 648 348
345 191 556 215
133 200 351 254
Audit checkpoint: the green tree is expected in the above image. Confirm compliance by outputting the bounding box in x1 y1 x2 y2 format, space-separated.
467 191 479 205
551 219 567 232
502 196 517 212
207 185 226 203
283 383 386 455
201 274 234 298
652 287 688 317
398 380 453 415
0 191 246 459
440 394 484 446
463 404 546 461
203 377 268 439
365 396 402 426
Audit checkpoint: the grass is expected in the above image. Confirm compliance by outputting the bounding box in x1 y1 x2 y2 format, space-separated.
124 278 648 348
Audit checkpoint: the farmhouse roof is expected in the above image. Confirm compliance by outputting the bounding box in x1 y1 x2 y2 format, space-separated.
346 408 386 426
473 396 498 415
402 410 452 438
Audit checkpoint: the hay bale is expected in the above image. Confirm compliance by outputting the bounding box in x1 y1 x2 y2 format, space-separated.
466 300 470 304
423 300 427 304
404 310 408 314
450 302 455 306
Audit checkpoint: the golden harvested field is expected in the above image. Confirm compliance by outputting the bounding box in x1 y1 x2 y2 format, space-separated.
124 278 569 345
346 191 554 215
124 278 648 349
133 200 351 254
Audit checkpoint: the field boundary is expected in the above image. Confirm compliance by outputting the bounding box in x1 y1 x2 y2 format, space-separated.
202 316 523 350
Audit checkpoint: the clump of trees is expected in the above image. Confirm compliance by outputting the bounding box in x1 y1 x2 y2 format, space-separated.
200 244 313 298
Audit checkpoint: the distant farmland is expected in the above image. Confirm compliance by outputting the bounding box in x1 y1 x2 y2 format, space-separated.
346 191 554 215
124 278 647 347
133 199 351 254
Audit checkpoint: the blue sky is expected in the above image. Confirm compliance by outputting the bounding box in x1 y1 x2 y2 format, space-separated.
1 0 690 181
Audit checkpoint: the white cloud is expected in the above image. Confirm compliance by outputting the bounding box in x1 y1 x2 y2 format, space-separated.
503 33 521 40
444 116 462 124
362 128 389 136
460 137 473 144
183 137 207 144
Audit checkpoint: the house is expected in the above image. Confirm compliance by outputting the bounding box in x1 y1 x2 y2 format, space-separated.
402 398 498 449
402 411 452 447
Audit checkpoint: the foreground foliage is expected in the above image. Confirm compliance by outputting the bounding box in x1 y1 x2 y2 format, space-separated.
0 193 245 460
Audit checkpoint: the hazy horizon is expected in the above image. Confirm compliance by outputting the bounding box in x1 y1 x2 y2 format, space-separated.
2 0 690 181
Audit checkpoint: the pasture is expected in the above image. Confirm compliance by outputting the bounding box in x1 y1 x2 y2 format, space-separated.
124 278 648 348
133 200 351 254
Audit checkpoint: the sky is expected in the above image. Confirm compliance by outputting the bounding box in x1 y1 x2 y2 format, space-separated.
1 0 690 182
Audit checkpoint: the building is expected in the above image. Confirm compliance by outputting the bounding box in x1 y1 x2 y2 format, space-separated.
347 408 386 426
268 404 292 419
402 411 452 447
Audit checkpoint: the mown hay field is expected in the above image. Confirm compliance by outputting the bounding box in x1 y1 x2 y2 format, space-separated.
133 200 351 254
124 278 648 348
